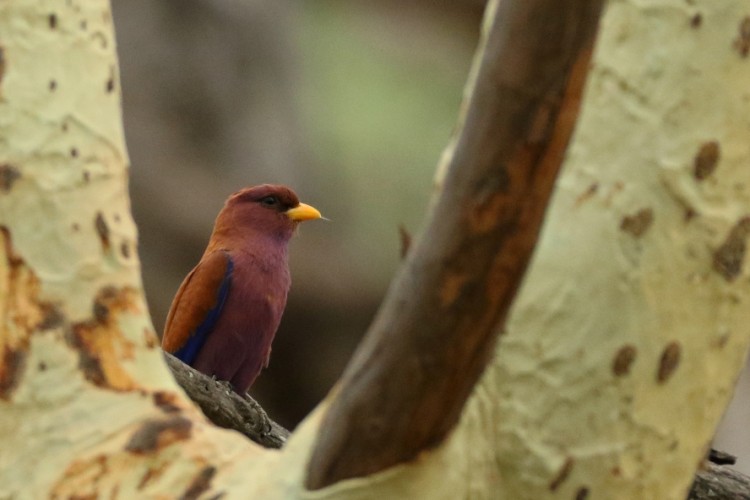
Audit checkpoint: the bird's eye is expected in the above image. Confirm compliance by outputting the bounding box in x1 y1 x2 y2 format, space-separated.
260 196 279 207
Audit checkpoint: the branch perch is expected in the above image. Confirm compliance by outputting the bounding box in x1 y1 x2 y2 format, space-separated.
163 352 289 448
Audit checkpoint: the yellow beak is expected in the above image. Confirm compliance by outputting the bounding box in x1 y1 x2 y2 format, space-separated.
285 202 322 222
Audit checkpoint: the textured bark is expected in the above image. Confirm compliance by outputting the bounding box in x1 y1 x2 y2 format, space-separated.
690 464 750 500
2 0 750 498
306 0 605 489
164 352 289 448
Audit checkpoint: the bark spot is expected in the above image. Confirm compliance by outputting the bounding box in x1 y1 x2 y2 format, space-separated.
69 287 140 390
49 79 57 91
693 141 720 180
95 211 110 250
125 416 193 454
734 16 750 57
549 456 574 491
657 341 681 383
181 466 218 500
0 347 27 400
575 487 590 499
48 13 58 29
70 147 79 158
398 224 411 259
0 46 5 86
0 227 51 399
612 344 637 376
106 77 115 93
138 462 169 490
120 241 130 259
52 455 109 498
690 13 702 28
574 182 598 207
684 207 698 222
0 164 21 192
83 170 90 183
713 217 750 281
39 303 65 330
620 208 654 238
154 391 182 414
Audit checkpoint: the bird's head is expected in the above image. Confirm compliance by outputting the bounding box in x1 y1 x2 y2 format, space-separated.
213 184 322 245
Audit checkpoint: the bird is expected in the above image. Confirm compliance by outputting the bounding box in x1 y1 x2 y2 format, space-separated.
161 184 322 394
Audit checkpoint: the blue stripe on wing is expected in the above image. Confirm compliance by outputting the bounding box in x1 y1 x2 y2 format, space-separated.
173 255 234 365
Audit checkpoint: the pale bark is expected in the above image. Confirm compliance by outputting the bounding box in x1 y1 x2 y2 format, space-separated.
0 1 749 499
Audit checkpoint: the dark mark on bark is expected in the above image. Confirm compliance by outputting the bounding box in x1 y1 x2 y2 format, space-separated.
49 80 57 91
106 78 115 93
575 486 590 500
549 456 574 491
690 13 702 28
0 347 27 400
398 225 412 259
694 141 720 180
120 242 130 259
39 303 65 330
713 217 750 281
657 341 681 383
154 391 182 414
70 148 78 158
49 13 57 29
180 466 218 500
0 164 21 192
734 16 750 58
95 212 110 250
66 327 107 386
620 208 654 238
684 207 698 222
125 416 193 454
574 182 598 207
0 47 5 86
92 285 121 324
138 464 167 491
612 344 637 376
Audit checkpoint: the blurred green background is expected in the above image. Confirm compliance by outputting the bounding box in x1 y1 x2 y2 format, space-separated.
111 0 482 426
111 0 748 473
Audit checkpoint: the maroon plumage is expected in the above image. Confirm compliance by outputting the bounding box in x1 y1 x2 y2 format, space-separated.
162 184 321 393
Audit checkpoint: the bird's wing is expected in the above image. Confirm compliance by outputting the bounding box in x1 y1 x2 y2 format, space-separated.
162 249 233 365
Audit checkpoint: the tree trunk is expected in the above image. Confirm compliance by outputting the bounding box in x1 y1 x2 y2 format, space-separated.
1 0 749 499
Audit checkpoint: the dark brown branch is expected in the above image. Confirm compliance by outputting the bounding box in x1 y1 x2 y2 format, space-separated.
306 0 604 489
163 352 289 448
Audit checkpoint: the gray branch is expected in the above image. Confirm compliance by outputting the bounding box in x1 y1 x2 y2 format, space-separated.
163 352 289 449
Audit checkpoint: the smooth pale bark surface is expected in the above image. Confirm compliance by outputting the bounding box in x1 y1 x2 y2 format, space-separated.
1 0 749 499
